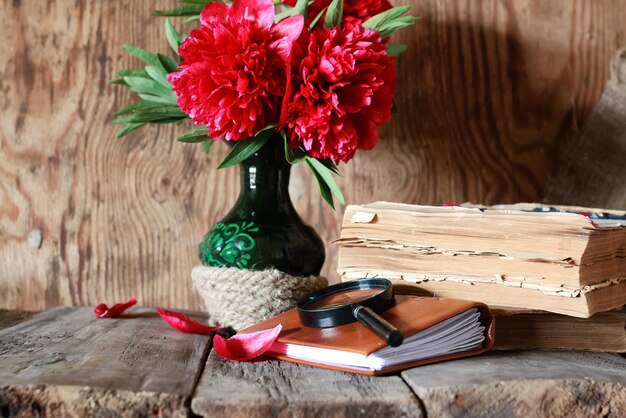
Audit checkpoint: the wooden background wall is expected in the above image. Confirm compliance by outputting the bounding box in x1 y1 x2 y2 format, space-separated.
1 0 625 311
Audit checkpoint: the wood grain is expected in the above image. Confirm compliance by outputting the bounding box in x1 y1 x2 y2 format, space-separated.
0 310 34 330
0 0 238 311
402 351 626 418
0 0 625 310
544 49 626 209
192 352 423 418
0 306 211 417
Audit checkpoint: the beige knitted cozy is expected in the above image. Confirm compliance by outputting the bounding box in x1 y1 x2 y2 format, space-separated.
191 265 328 331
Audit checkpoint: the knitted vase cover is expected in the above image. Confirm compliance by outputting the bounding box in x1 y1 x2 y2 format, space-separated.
191 266 328 331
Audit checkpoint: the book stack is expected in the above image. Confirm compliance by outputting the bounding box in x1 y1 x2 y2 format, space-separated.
335 201 626 352
492 308 626 352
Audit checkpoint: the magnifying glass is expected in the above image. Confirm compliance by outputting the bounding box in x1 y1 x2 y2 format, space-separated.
296 278 404 347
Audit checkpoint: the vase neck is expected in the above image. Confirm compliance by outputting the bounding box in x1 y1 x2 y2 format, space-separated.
229 137 297 220
237 160 292 206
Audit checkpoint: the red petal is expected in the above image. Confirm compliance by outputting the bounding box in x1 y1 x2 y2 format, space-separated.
230 0 275 30
443 202 460 207
157 307 222 334
272 14 304 45
200 2 229 26
270 15 305 62
213 324 282 361
94 298 137 318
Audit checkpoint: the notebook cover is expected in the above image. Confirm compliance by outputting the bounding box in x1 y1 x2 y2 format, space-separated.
241 296 495 375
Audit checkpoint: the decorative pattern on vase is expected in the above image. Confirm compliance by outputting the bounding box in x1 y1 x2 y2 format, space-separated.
199 222 260 269
198 136 325 276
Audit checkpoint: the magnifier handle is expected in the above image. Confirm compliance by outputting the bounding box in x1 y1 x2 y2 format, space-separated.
353 306 403 347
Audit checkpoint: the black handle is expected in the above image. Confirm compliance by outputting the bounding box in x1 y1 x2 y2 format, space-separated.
353 305 403 347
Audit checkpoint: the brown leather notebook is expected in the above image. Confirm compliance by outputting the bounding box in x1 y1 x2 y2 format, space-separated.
241 296 495 375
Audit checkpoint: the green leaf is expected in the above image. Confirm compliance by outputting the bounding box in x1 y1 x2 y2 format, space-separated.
386 44 407 56
150 117 188 124
132 104 185 115
123 76 176 99
110 69 150 85
113 102 180 121
391 100 398 114
138 93 178 105
218 125 276 169
182 15 201 25
306 156 345 206
113 113 186 125
201 140 213 154
323 0 343 29
176 127 210 143
280 130 306 164
362 6 411 31
123 45 164 70
153 5 204 17
113 105 185 124
116 123 145 138
145 65 171 88
275 0 309 22
317 158 340 175
363 7 417 39
274 10 290 23
309 7 327 29
165 19 182 56
306 159 335 209
158 54 179 73
116 69 149 78
377 17 418 39
113 101 171 116
293 0 309 16
123 76 163 94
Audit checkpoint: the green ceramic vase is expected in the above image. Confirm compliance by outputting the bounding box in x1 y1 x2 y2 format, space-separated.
198 135 325 276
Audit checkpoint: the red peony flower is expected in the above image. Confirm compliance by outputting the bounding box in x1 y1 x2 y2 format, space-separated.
282 0 393 28
280 25 396 162
167 0 304 141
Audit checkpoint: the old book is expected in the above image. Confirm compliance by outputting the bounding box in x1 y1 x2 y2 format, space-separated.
241 296 495 376
336 202 626 318
493 308 626 352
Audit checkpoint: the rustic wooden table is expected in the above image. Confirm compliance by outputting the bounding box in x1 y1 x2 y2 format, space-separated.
1 308 625 418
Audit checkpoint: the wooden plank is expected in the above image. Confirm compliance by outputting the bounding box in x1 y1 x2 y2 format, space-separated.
544 49 626 209
192 352 423 418
0 307 210 417
0 310 35 330
402 351 626 418
341 0 626 206
0 0 220 311
1 0 625 311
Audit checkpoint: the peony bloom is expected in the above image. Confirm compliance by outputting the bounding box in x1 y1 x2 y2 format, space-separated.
282 0 393 28
167 0 304 141
280 25 396 162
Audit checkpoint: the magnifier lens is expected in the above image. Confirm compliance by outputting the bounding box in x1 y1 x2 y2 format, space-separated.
297 279 404 347
307 288 384 309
